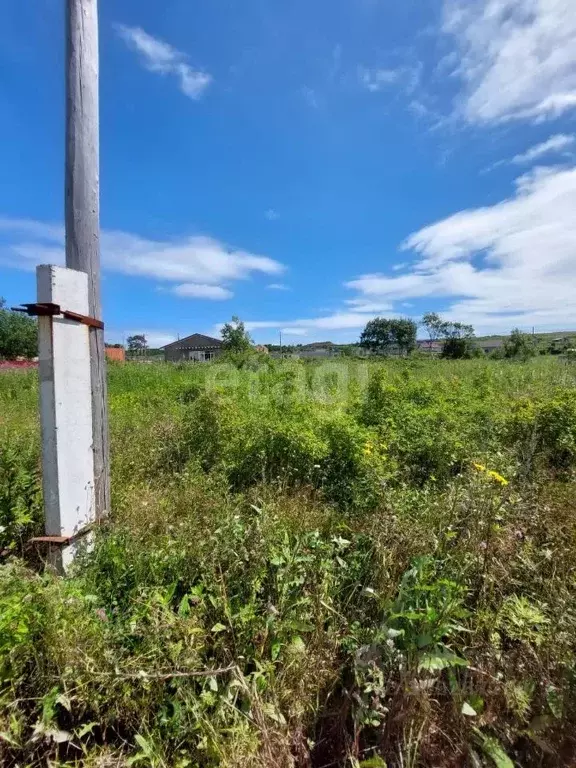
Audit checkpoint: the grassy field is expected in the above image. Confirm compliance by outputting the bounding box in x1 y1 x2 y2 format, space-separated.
1 356 576 767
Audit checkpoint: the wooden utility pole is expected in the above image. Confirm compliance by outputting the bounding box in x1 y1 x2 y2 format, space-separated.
65 0 110 519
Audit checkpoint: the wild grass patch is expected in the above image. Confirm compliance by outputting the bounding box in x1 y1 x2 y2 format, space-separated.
1 358 576 765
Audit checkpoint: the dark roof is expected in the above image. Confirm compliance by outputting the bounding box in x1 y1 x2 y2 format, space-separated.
300 341 334 350
163 333 223 350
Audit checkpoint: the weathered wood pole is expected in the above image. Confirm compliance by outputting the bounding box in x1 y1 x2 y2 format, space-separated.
65 0 110 519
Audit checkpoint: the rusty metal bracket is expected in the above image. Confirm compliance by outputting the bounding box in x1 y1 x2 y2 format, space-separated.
11 302 104 330
28 520 100 549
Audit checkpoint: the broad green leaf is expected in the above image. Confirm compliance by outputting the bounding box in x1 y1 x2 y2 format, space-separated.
546 686 563 719
134 734 153 756
261 703 286 725
418 647 468 672
178 594 191 617
473 729 514 768
289 636 306 653
76 721 98 738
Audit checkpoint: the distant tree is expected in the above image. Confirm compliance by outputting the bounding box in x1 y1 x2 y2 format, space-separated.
441 322 476 359
127 334 147 352
360 318 394 355
393 318 418 356
221 316 252 352
421 312 446 348
504 328 536 360
360 317 417 356
0 299 38 359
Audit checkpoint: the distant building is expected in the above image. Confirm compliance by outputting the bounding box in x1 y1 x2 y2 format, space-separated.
105 346 125 363
416 340 443 354
416 338 505 355
163 334 224 362
477 339 503 355
285 342 339 360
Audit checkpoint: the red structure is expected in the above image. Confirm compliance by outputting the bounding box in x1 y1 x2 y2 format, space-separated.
105 346 125 363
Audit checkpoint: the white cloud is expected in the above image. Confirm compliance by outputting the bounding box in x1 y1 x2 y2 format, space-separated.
301 87 320 109
358 67 401 92
240 312 384 336
443 0 576 123
267 283 289 291
408 100 431 119
511 134 575 164
347 164 576 331
122 330 178 349
0 218 285 299
280 328 309 337
265 209 280 221
358 65 420 94
344 298 393 313
172 283 233 300
115 24 211 100
213 310 393 343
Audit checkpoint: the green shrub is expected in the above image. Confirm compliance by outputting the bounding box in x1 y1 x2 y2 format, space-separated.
0 441 42 553
2 358 576 766
539 389 576 469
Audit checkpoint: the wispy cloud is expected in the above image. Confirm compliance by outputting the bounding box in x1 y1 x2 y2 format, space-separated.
265 209 280 221
443 0 576 123
280 328 309 337
358 64 420 94
510 134 575 165
171 284 233 300
346 164 576 331
236 312 390 338
358 67 401 92
267 283 289 291
115 24 212 100
344 298 393 313
484 134 576 173
301 86 320 109
108 330 179 348
0 218 284 300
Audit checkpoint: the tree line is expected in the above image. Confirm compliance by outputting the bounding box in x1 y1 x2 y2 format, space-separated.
359 313 478 359
0 299 38 360
359 313 543 360
0 301 562 362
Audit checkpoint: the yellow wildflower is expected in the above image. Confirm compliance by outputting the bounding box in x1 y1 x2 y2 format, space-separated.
472 462 508 486
487 469 508 486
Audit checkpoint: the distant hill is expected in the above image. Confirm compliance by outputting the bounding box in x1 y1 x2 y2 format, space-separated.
474 331 576 343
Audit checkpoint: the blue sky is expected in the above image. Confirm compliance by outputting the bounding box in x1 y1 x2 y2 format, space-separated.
1 0 576 346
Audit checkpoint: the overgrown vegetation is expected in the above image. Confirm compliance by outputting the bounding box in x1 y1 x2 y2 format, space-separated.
360 317 418 356
1 356 576 766
0 299 38 360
